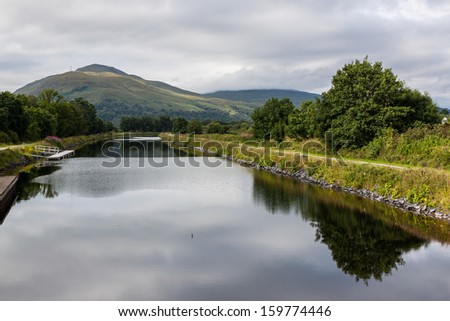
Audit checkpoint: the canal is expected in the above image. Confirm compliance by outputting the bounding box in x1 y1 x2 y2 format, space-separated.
0 140 449 300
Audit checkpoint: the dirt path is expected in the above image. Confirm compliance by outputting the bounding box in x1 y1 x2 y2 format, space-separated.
0 144 33 151
245 145 409 170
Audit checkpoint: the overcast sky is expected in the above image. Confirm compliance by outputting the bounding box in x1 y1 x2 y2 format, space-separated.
1 0 450 106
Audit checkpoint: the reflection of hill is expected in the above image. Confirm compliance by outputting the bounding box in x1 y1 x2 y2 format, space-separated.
252 170 432 283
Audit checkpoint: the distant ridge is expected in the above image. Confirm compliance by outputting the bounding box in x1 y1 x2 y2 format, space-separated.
205 89 321 106
14 64 255 123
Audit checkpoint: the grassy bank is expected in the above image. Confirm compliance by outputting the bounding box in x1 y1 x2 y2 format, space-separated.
161 133 450 215
344 125 450 170
0 148 33 174
307 163 449 212
0 133 114 174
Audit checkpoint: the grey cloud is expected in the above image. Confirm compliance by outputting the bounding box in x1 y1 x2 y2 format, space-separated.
200 64 336 95
1 0 450 106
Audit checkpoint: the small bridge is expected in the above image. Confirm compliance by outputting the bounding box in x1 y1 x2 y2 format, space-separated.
34 145 75 161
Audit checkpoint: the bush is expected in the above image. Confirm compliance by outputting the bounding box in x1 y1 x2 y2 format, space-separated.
45 136 63 148
206 121 227 134
0 131 11 144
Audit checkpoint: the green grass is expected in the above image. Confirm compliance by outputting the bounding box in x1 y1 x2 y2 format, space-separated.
308 164 450 211
0 149 32 173
343 125 450 170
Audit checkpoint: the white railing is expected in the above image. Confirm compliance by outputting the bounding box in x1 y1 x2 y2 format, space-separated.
34 145 60 155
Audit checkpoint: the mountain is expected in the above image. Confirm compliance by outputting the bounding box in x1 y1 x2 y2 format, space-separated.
205 89 321 106
15 64 255 123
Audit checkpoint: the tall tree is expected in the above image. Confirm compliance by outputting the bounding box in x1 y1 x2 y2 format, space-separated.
307 57 440 148
37 89 63 105
251 98 295 141
0 91 28 141
157 115 172 132
24 106 57 140
287 99 321 139
187 119 203 134
72 98 98 134
172 117 188 134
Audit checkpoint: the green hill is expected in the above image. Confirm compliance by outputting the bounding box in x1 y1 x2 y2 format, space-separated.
438 107 449 114
205 89 321 106
14 64 255 123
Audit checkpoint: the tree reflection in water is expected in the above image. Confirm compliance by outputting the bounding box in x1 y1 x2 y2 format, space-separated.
16 166 60 202
252 170 427 284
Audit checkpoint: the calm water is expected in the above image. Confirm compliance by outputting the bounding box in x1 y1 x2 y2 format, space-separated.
0 141 449 300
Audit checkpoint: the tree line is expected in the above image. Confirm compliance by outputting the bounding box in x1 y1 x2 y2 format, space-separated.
0 89 115 144
119 115 230 134
251 57 448 148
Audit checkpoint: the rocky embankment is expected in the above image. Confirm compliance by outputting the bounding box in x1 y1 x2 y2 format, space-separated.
228 156 450 222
